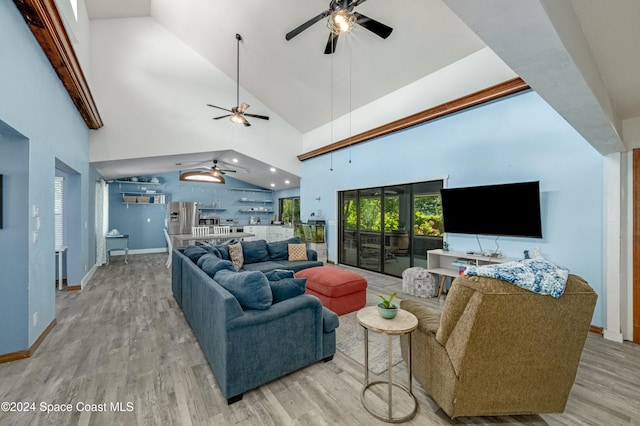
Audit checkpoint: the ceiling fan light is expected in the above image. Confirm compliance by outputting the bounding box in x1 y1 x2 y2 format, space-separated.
179 171 225 184
230 113 244 124
329 10 355 34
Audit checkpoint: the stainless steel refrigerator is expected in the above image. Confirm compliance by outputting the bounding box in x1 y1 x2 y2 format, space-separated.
167 202 198 235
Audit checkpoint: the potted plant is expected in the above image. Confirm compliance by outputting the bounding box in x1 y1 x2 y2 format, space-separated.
378 292 399 319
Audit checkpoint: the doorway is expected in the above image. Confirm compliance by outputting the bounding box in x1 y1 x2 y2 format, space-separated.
338 179 444 277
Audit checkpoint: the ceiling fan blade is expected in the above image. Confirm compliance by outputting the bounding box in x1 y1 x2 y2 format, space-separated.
220 169 237 173
238 102 250 113
244 113 270 120
324 32 339 55
350 0 368 7
354 12 393 39
207 104 233 113
241 116 251 127
213 114 232 120
286 9 332 41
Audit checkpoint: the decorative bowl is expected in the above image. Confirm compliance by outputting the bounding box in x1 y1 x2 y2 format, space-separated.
377 302 399 319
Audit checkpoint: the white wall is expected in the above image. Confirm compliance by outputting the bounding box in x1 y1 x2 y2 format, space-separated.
88 17 303 176
302 48 518 154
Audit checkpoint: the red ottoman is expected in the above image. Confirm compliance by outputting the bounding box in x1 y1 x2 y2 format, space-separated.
296 266 368 315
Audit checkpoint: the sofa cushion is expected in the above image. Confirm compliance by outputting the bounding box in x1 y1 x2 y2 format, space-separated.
267 237 302 261
200 255 236 278
269 277 307 304
228 243 244 271
214 269 272 310
241 261 288 273
183 245 210 263
196 253 217 268
288 243 308 261
241 239 270 264
264 269 295 281
276 260 324 273
212 243 231 260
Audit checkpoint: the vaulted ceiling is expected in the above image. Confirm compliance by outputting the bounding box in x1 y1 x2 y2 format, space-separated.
82 0 640 185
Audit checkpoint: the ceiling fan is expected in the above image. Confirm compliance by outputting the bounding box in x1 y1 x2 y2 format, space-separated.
207 34 269 127
179 160 240 184
285 0 393 54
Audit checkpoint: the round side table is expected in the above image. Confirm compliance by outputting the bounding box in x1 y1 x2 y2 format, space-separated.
357 306 418 423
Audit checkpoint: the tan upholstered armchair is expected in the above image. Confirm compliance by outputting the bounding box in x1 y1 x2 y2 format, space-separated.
400 274 597 418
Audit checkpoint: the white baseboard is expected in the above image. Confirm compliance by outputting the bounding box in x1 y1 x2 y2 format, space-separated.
603 329 624 343
81 263 99 288
109 248 168 256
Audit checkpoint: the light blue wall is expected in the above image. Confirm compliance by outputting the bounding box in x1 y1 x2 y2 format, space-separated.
108 172 276 250
301 91 605 326
0 2 94 353
0 126 29 351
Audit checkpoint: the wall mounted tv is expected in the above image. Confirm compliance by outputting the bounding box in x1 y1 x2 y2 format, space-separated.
440 181 542 238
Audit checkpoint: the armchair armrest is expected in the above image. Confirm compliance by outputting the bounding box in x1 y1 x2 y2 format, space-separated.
400 299 440 334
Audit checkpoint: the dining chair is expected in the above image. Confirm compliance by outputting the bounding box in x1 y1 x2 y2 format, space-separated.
163 228 173 268
213 225 231 235
192 226 210 237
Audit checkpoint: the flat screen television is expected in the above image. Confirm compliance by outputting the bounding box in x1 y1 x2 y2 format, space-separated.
440 181 542 238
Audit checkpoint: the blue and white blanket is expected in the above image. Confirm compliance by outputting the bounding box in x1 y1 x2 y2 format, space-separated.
464 258 569 298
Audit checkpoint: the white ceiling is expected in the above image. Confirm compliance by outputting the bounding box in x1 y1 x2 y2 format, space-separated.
84 0 640 186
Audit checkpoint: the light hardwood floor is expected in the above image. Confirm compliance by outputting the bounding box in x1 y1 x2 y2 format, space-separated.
1 253 639 425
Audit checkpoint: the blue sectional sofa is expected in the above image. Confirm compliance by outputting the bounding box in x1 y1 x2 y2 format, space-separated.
171 243 338 404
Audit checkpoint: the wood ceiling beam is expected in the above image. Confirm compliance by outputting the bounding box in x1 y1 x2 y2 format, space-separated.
297 77 530 161
13 0 103 129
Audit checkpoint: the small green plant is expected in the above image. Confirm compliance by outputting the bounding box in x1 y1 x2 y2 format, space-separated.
378 292 397 309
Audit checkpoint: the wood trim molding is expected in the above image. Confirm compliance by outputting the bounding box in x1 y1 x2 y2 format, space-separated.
633 149 640 343
13 0 103 129
0 319 56 364
298 77 530 161
589 325 604 335
66 285 82 291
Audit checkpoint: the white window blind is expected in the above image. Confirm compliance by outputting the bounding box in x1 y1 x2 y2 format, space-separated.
55 177 64 248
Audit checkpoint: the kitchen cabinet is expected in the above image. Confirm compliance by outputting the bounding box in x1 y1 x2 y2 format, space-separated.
243 226 294 242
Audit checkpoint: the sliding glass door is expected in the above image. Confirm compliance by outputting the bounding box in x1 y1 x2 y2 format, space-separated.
338 179 443 277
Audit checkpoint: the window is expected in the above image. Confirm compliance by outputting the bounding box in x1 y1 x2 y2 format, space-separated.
55 177 64 248
279 197 300 223
338 179 443 277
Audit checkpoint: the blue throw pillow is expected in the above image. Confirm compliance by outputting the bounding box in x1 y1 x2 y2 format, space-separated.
212 243 231 260
196 253 217 269
267 237 302 261
183 245 209 263
269 277 307 304
264 269 295 281
200 255 235 278
214 269 272 310
241 240 270 264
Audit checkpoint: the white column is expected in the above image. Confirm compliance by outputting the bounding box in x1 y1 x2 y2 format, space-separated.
604 152 625 342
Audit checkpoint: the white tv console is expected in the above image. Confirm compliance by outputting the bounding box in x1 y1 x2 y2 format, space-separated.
426 249 514 298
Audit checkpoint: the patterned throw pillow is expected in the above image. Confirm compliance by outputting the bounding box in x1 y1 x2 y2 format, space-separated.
228 242 244 271
288 243 308 261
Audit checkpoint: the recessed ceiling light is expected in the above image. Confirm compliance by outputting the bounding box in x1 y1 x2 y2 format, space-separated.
232 158 238 163
270 183 275 187
270 167 276 172
285 180 290 184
